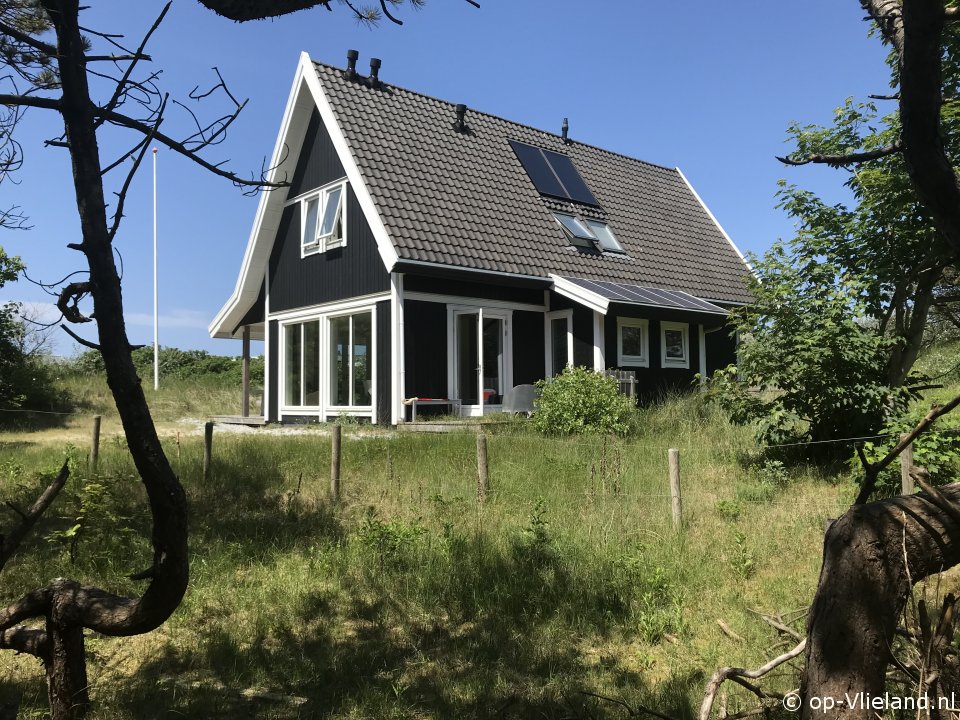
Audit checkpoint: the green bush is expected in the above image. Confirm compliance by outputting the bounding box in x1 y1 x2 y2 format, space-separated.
533 366 635 436
69 346 264 386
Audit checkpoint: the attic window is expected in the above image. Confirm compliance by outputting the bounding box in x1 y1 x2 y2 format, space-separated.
510 140 599 206
584 219 624 253
301 179 346 256
553 213 624 253
553 212 595 248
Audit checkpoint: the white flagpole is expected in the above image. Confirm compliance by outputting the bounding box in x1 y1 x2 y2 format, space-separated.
153 146 159 391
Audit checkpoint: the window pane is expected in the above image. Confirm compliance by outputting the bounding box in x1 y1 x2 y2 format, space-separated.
302 197 319 246
319 186 343 238
551 317 568 375
482 317 503 404
284 324 302 406
622 325 644 358
330 316 350 406
303 321 320 406
554 212 595 240
456 313 479 405
585 219 624 253
665 329 685 359
352 313 372 406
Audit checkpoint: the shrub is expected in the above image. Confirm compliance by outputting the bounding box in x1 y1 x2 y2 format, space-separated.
533 366 635 436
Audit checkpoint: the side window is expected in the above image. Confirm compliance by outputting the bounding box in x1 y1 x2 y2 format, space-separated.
660 321 689 368
617 318 649 367
301 180 346 256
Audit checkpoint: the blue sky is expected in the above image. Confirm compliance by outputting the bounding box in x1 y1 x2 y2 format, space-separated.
0 0 891 357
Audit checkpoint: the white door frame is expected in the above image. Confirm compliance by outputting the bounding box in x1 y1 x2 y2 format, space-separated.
544 309 574 377
447 305 513 417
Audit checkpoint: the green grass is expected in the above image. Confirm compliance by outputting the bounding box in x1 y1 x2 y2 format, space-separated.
0 387 858 719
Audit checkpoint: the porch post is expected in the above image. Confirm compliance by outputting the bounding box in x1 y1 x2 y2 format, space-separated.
241 326 251 417
698 324 707 386
391 272 405 425
592 311 605 371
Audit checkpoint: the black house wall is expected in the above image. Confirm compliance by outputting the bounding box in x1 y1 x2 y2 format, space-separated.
268 110 389 313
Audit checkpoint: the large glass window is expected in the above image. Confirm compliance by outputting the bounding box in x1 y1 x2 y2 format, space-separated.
284 320 319 407
617 317 649 367
330 312 372 408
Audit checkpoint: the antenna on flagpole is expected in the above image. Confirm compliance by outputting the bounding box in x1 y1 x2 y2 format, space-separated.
153 147 159 391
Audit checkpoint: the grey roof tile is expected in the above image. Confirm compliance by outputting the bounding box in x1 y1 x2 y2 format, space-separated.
315 61 752 303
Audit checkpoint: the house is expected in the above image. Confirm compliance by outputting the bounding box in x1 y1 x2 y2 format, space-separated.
209 51 753 425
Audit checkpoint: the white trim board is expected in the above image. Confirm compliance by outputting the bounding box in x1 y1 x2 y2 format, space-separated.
404 291 545 314
267 291 391 323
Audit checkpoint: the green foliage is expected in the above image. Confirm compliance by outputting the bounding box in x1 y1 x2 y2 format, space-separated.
729 531 755 581
859 409 960 496
0 247 63 414
70 346 264 386
715 499 743 521
533 366 635 436
706 241 910 449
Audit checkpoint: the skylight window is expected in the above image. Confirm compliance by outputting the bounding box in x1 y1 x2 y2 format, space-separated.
510 140 599 206
553 212 596 248
585 219 624 253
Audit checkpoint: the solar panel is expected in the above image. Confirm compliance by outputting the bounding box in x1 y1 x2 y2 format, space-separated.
510 141 600 207
543 149 599 206
561 276 727 315
510 141 567 199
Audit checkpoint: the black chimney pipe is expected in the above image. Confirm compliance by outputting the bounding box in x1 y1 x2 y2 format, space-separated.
454 104 467 132
369 57 381 88
344 49 359 80
562 117 569 143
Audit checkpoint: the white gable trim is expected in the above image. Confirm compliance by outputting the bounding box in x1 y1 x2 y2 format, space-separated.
209 52 397 340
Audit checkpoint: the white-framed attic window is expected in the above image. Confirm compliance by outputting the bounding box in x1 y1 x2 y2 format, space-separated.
301 179 346 256
617 317 649 367
661 321 689 368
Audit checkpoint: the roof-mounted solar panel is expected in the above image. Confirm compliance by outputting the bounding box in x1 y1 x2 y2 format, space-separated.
510 140 600 207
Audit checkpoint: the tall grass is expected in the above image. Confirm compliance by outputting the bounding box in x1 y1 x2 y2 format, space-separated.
0 394 849 719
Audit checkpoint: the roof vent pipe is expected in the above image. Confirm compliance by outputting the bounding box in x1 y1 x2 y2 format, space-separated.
369 57 381 88
562 117 569 143
344 49 359 80
454 103 467 132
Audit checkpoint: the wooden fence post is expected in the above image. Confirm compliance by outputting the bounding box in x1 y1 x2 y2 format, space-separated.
203 421 214 481
330 424 342 503
89 415 101 473
476 431 489 503
668 448 682 531
900 433 915 495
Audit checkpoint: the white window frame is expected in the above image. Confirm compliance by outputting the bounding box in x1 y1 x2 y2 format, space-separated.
277 303 376 422
660 321 690 369
617 317 649 367
545 309 574 376
300 178 347 257
279 319 322 411
327 309 374 412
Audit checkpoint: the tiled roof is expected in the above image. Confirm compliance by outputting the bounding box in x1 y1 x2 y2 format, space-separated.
315 61 753 304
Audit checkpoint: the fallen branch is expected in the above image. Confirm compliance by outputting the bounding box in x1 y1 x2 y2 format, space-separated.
699 640 806 720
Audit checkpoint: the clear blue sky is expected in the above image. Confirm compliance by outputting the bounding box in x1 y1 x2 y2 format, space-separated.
0 0 891 357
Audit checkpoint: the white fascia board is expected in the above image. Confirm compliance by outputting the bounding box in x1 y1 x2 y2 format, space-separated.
675 167 755 277
209 52 317 340
305 62 399 272
549 274 609 315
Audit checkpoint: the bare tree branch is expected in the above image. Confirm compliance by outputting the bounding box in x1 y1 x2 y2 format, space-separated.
0 462 70 571
777 143 902 167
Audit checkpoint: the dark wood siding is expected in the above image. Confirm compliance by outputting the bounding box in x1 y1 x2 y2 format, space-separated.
289 110 346 197
512 310 545 385
706 326 737 376
376 300 392 424
404 300 447 399
404 274 544 306
268 320 278 421
601 304 719 402
268 188 389 312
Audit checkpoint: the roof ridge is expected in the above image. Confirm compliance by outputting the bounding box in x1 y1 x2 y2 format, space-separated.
311 58 678 174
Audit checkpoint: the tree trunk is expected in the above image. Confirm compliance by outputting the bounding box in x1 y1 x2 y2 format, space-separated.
885 265 941 387
800 484 960 720
45 583 89 720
